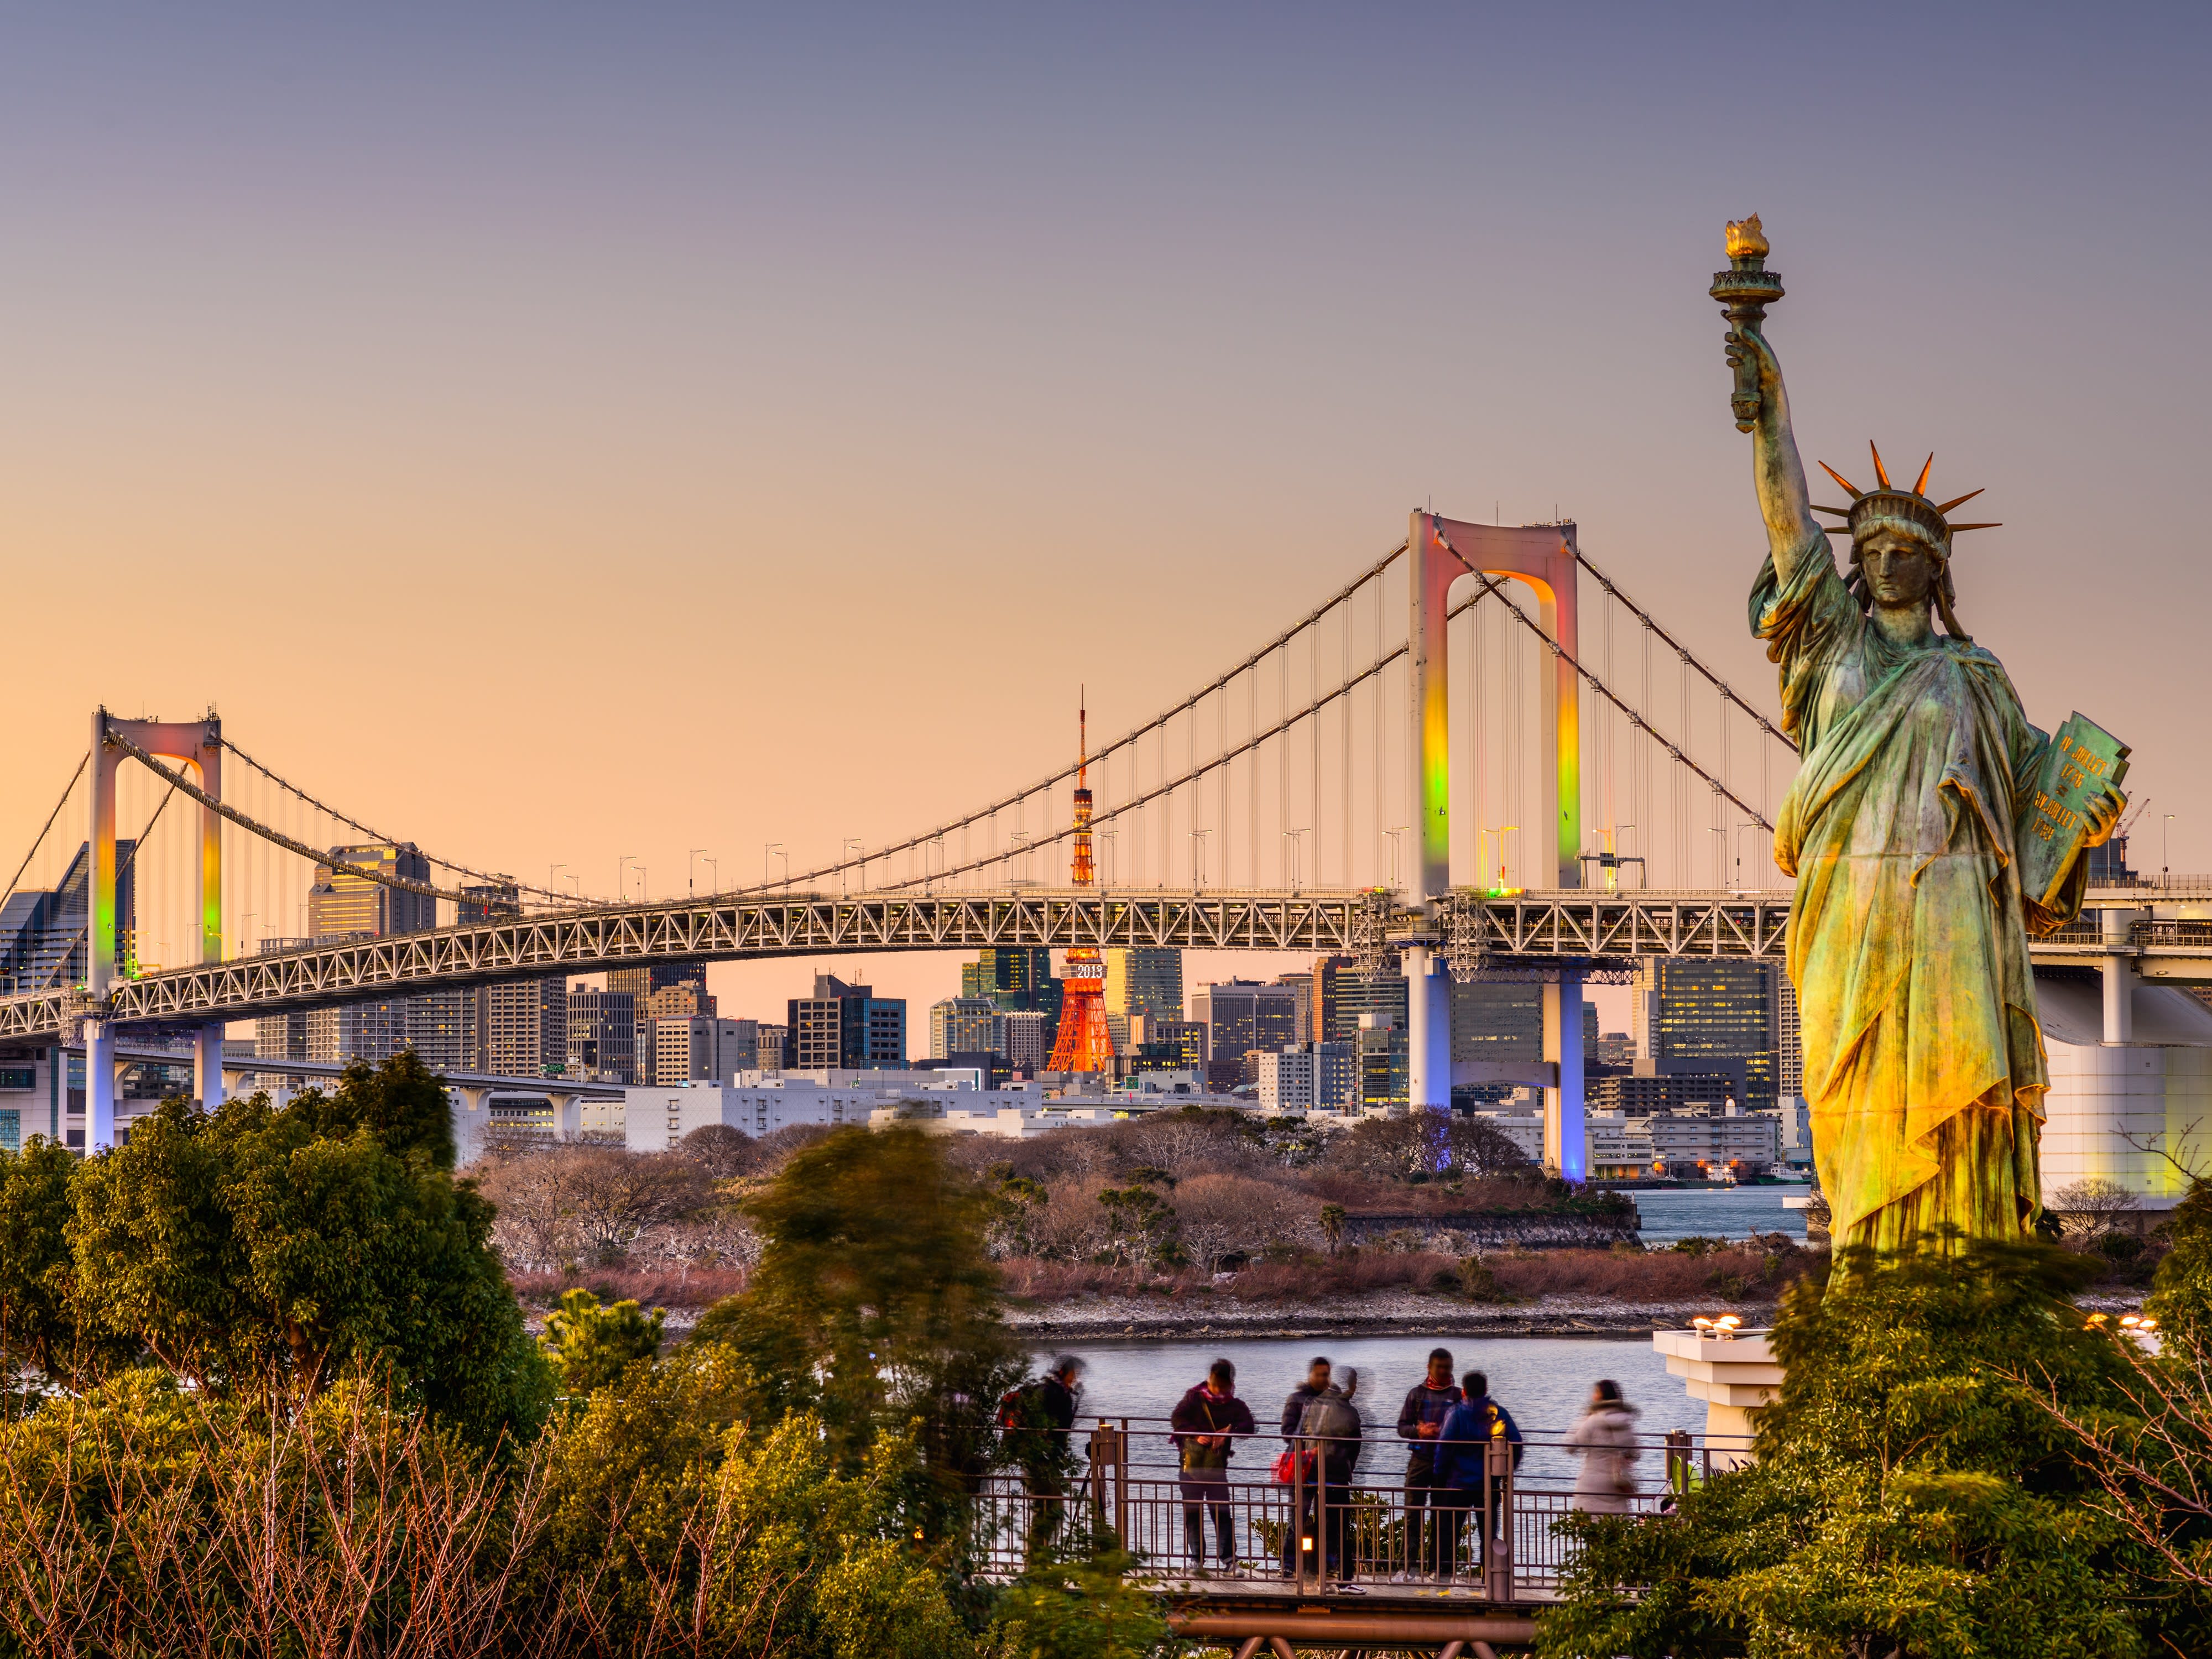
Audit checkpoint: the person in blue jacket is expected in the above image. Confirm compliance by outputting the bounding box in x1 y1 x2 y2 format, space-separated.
1433 1370 1524 1577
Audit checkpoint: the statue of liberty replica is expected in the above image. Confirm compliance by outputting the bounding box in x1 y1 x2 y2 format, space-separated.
1714 216 2126 1253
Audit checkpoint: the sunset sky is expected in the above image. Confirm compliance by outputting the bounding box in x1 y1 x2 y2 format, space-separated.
5 6 2208 1029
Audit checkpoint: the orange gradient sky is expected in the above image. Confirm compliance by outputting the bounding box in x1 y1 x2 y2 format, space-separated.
4 6 2208 1030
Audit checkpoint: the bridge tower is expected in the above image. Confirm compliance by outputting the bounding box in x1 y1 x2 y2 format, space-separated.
1046 702 1115 1075
84 709 226 1149
1406 512 1586 1179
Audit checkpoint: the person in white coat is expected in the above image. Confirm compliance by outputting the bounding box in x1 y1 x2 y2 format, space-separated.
1564 1380 1640 1514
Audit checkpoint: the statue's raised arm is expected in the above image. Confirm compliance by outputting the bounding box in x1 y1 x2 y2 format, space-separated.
1709 216 1818 578
1724 324 1819 578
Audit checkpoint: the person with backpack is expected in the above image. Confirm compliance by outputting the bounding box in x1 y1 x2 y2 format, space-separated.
1170 1358 1257 1571
999 1355 1084 1559
1434 1370 1524 1578
1275 1356 1332 1578
1393 1347 1464 1580
1293 1366 1365 1590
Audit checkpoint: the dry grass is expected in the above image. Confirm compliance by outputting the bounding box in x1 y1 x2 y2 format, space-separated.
508 1266 749 1310
997 1241 1820 1306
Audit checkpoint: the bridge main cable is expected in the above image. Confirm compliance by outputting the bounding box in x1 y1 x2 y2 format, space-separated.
218 734 584 905
108 733 485 909
740 538 1411 893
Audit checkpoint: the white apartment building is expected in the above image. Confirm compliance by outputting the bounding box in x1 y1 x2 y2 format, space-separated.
1256 1042 1355 1111
653 1016 758 1086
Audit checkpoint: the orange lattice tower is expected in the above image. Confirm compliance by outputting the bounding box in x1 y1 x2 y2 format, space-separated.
1046 698 1116 1074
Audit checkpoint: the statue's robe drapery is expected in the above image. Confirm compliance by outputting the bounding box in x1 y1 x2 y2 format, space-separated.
1753 535 2087 1251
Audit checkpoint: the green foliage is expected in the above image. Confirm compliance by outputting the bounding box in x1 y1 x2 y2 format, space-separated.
1542 1240 2159 1659
696 1125 1024 1485
987 1549 1170 1659
1097 1184 1178 1267
0 1135 127 1394
2149 1178 2212 1350
542 1286 664 1395
64 1058 551 1444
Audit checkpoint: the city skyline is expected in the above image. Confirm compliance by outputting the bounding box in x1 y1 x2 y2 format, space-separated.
1 8 2206 1029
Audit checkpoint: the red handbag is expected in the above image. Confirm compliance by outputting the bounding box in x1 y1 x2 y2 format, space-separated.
1271 1449 1297 1484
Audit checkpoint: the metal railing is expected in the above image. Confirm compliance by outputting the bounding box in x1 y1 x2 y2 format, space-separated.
971 1417 1748 1601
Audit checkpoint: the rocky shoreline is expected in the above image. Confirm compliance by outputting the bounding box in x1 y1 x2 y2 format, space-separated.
1003 1291 1773 1340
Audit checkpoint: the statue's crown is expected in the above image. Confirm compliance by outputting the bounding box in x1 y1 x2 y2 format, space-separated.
1811 443 2001 550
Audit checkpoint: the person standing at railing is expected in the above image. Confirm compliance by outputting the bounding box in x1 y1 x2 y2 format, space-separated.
1171 1358 1256 1573
1564 1380 1641 1514
1275 1355 1332 1578
1293 1366 1365 1592
1435 1370 1524 1576
998 1355 1085 1558
1392 1347 1465 1582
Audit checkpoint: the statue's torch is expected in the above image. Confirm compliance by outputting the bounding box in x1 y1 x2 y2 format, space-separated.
1710 215 1785 432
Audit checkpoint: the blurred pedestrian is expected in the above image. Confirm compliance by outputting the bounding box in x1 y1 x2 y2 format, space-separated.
1295 1366 1365 1590
1565 1379 1641 1514
998 1355 1084 1559
1394 1346 1463 1580
1276 1355 1331 1578
1171 1358 1256 1571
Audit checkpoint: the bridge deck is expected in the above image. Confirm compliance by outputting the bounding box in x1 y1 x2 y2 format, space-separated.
2 884 2204 1042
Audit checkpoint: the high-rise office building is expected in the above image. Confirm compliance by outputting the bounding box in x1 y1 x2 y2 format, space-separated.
1128 1014 1208 1069
1275 973 1314 1046
654 1016 757 1085
963 948 1062 1049
566 987 638 1080
789 974 906 1070
1449 980 1543 1061
1314 957 1410 1045
1356 1014 1408 1112
483 979 567 1077
754 1022 789 1071
309 844 435 938
1632 958 1781 1110
0 841 139 992
1105 948 1183 1023
299 844 435 1067
1193 980 1303 1063
930 997 1000 1060
995 1009 1052 1074
607 961 710 1000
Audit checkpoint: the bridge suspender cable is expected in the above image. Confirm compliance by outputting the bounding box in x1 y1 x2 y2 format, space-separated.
217 735 583 905
1451 564 1778 833
744 539 1413 894
106 733 483 909
1570 547 1798 757
0 752 86 903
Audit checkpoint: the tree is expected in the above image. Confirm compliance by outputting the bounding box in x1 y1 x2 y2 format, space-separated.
0 1138 126 1392
542 1287 664 1395
693 1126 1023 1485
68 1062 553 1444
678 1123 760 1180
1173 1173 1317 1274
1097 1185 1177 1268
2051 1176 2143 1240
1542 1240 2164 1659
475 1143 712 1271
1319 1202 1346 1256
1324 1108 1532 1183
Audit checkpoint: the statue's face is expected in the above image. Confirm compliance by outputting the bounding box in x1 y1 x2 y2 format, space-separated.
1859 529 1938 609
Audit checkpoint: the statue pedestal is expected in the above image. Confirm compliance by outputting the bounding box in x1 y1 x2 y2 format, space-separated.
1651 1328 1782 1470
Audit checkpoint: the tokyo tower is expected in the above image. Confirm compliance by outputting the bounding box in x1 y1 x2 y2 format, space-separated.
1046 699 1116 1074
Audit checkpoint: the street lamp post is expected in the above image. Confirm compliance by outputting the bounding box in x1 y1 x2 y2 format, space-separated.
617 857 635 905
1190 827 1212 891
2165 814 2176 891
689 848 707 897
765 843 787 891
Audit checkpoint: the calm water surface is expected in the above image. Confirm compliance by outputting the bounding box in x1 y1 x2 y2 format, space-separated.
1623 1183 1811 1245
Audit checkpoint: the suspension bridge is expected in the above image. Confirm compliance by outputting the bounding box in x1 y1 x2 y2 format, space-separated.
4 511 2199 1163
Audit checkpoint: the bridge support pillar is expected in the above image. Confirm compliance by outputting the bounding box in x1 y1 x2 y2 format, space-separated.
1543 971 1587 1180
194 1023 226 1112
1405 946 1451 1112
2103 907 2139 1044
85 1019 116 1151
